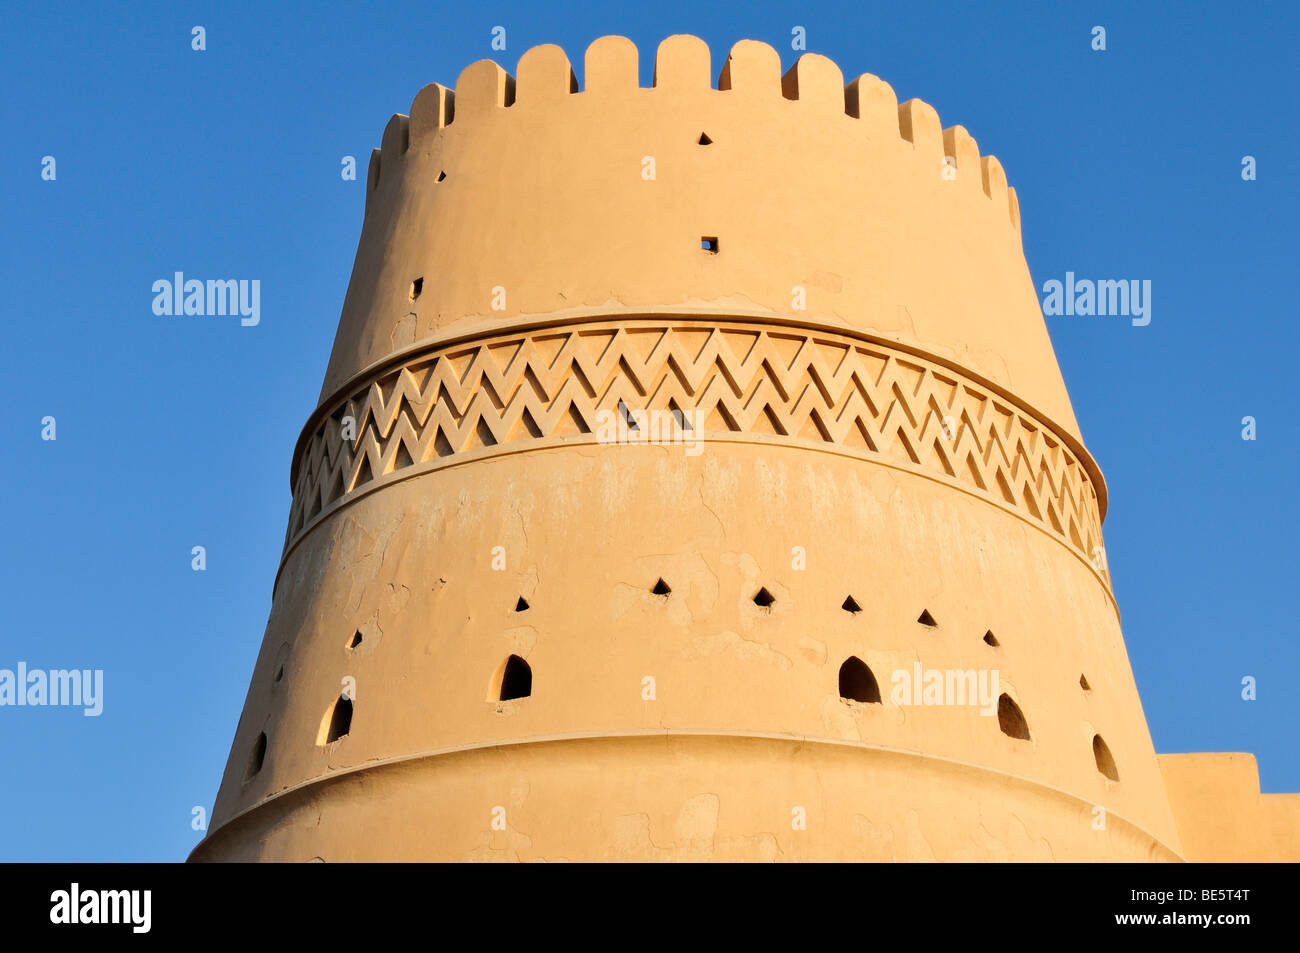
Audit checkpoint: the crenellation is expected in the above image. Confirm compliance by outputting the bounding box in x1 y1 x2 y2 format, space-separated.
652 34 711 90
845 73 900 140
718 39 781 96
942 125 981 190
453 58 515 117
583 35 638 92
898 97 944 155
980 154 1008 205
409 82 453 145
363 38 1022 238
380 113 409 158
780 53 845 112
515 43 577 104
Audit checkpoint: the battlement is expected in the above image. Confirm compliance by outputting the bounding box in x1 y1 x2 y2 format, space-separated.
363 36 1020 229
323 32 1084 477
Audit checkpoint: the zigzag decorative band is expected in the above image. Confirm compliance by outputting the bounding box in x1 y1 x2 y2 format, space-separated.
284 318 1108 586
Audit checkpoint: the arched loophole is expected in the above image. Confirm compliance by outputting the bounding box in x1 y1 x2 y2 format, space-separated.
983 630 999 646
497 654 532 701
838 656 881 704
841 595 861 614
243 732 267 782
317 695 353 745
997 694 1031 740
917 609 937 627
752 587 775 609
652 578 671 596
1093 734 1119 780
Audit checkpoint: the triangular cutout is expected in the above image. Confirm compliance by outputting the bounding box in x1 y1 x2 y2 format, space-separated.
842 595 862 614
698 132 712 145
552 402 591 436
983 630 999 646
391 440 415 472
753 587 775 608
514 597 529 612
1080 674 1091 691
437 170 446 182
917 609 937 627
348 630 363 649
351 455 374 491
507 407 544 441
469 418 498 449
651 578 671 596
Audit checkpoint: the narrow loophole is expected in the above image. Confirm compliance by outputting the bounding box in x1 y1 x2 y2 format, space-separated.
918 609 937 627
752 587 775 608
983 630 999 646
701 236 719 254
243 732 267 781
436 170 446 182
1093 734 1119 781
348 630 362 650
317 695 353 745
1080 674 1091 691
997 694 1031 740
841 595 861 614
652 578 671 596
409 277 423 300
838 656 881 704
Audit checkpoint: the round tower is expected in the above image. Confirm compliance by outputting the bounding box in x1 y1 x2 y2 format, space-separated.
191 36 1185 861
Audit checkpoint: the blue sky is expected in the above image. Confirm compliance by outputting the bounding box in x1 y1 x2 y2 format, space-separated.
1 1 1295 860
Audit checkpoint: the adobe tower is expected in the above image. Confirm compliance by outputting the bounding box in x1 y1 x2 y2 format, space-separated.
192 36 1299 861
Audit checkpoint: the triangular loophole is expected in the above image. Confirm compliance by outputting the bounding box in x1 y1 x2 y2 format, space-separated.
698 132 712 145
651 578 671 596
997 694 1030 741
983 630 999 646
1080 674 1091 691
514 597 529 612
917 609 937 627
348 630 362 649
753 587 775 608
842 595 861 614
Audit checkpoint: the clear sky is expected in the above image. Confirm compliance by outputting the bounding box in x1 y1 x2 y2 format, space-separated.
2 0 1296 860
